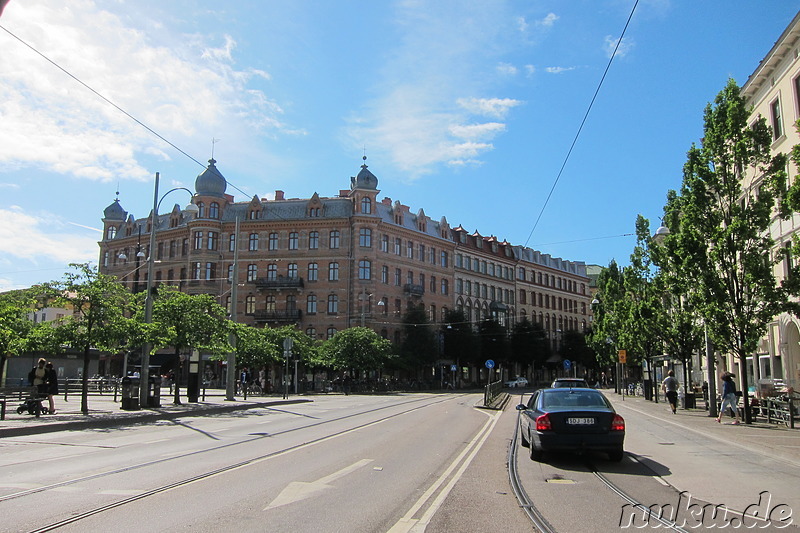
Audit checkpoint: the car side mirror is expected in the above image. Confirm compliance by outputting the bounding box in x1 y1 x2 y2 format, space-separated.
516 403 527 411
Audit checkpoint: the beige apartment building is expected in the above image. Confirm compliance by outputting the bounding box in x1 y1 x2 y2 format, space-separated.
740 11 800 390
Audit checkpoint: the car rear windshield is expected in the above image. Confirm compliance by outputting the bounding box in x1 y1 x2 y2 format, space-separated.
541 391 608 409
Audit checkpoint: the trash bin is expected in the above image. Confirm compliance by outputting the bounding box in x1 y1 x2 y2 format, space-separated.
682 392 696 409
147 375 161 408
120 377 140 410
643 379 652 401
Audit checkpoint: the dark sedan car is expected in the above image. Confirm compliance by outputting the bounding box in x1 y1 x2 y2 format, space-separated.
516 388 625 462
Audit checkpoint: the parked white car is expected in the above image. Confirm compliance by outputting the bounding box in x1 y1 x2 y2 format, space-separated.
504 377 529 388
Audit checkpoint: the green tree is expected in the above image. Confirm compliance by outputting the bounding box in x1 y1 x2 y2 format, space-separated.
321 327 393 374
442 309 479 368
399 305 436 372
232 323 280 370
151 288 231 404
478 319 508 378
510 317 549 374
0 289 37 384
619 216 668 385
587 260 627 369
51 264 134 415
662 79 800 423
560 330 593 370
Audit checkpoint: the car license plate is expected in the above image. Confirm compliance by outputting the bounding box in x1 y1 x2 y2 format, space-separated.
567 417 594 425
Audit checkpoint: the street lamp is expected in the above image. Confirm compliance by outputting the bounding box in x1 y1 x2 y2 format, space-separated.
139 172 198 408
358 290 384 327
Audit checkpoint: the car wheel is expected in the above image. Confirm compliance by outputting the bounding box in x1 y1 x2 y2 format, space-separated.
608 449 624 462
529 442 544 461
17 406 24 414
519 427 530 448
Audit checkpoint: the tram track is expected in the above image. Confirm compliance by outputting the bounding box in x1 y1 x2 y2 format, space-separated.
2 393 467 511
507 411 691 533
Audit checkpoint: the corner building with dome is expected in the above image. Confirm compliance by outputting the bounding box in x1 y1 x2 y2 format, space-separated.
99 158 591 381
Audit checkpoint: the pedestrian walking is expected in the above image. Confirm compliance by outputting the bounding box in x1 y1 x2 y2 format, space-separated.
45 362 58 414
716 372 741 425
662 369 679 414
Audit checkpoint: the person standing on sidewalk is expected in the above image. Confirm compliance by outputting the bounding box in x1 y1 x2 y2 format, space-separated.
45 362 58 414
716 372 741 425
662 370 679 414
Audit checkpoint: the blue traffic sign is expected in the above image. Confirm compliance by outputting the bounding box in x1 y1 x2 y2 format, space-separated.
485 359 495 369
563 359 572 371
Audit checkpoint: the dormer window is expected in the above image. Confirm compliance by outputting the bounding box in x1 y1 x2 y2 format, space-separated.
361 197 372 214
309 207 321 217
106 226 117 240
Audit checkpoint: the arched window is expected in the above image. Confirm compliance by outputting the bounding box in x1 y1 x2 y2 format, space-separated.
307 295 318 314
267 264 277 281
247 264 257 281
288 232 299 250
196 202 205 218
329 230 340 249
265 295 276 311
106 226 117 240
327 294 338 314
245 295 256 314
249 233 258 251
287 263 298 279
309 231 319 249
306 327 316 338
327 327 337 339
361 197 372 214
308 262 318 281
209 202 219 219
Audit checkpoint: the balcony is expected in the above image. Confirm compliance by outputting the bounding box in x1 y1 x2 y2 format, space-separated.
403 283 425 297
252 309 302 323
255 276 304 290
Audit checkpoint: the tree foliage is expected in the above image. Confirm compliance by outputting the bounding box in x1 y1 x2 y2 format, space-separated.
661 79 800 422
320 327 393 373
51 264 134 414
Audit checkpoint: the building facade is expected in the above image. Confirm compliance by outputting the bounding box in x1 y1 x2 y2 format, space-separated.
99 158 455 346
741 12 800 391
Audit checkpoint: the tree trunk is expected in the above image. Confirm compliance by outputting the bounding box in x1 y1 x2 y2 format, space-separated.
173 347 182 405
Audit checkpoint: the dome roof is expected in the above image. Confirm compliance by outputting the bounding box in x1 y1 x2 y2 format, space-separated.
103 198 127 220
195 158 227 197
352 156 378 190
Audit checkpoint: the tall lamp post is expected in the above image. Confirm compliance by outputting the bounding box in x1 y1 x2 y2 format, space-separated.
140 172 198 408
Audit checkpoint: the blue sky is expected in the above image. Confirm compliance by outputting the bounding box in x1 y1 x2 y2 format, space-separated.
0 1 798 291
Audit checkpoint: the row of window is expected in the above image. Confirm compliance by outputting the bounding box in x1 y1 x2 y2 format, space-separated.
380 235 450 267
454 254 587 295
455 279 514 305
456 300 587 333
455 254 514 280
518 290 587 314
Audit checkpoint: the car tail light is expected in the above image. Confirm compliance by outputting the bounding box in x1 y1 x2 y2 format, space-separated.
536 414 552 431
611 414 625 431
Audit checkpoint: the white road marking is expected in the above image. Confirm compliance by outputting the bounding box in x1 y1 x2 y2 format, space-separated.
264 459 374 510
387 409 502 533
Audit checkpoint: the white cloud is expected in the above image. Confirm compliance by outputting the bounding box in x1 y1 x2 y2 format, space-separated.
516 16 529 33
524 65 536 77
537 13 559 27
457 98 522 119
344 1 523 178
0 208 98 264
496 63 518 76
545 66 576 74
604 35 635 59
0 1 288 183
450 123 506 141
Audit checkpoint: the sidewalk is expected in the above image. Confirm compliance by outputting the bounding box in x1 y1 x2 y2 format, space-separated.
0 390 311 438
601 389 800 466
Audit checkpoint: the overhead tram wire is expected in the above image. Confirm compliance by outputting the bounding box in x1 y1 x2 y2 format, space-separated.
522 0 640 249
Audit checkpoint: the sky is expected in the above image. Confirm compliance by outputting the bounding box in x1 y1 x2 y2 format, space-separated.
0 0 798 291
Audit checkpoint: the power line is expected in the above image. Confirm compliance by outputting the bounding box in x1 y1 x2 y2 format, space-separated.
523 0 639 248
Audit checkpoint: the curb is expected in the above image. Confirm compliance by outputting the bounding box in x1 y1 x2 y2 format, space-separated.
0 398 312 438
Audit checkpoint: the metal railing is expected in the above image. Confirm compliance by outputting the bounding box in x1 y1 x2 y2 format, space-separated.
484 379 504 407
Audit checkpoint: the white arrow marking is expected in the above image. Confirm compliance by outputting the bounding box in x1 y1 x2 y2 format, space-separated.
264 458 373 510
